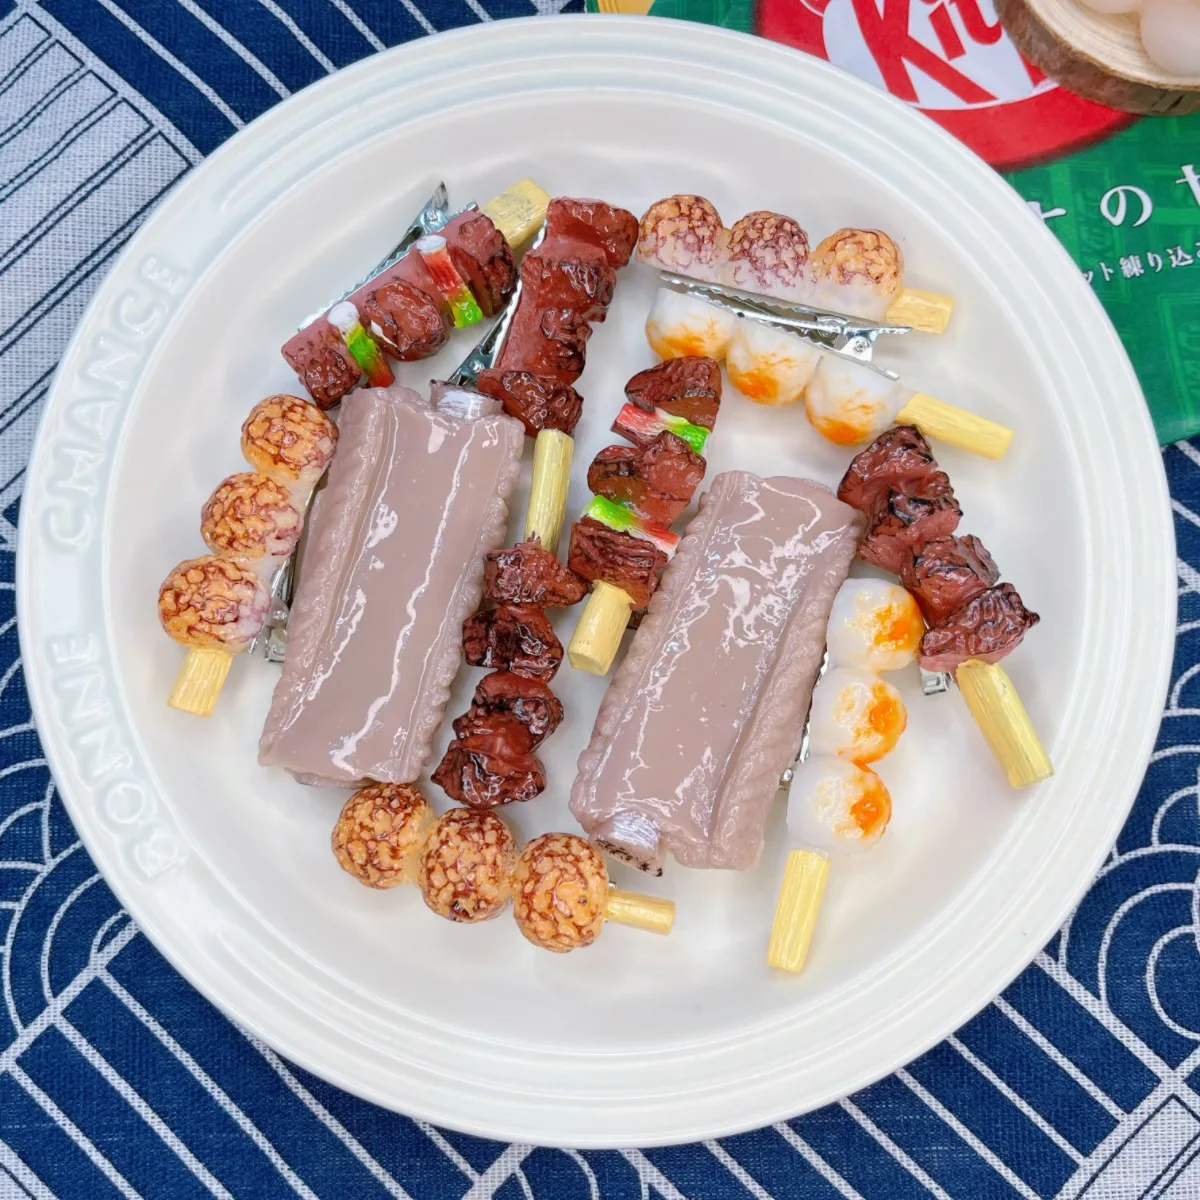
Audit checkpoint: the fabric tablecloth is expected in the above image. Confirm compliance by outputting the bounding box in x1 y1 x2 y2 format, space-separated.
2 3 1198 1196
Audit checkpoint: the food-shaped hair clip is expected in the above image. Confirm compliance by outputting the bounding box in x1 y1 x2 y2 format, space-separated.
511 832 675 952
838 427 1050 789
331 788 675 947
638 195 950 327
160 394 337 717
283 179 550 409
159 556 273 716
565 358 720 676
768 757 894 973
569 472 863 877
767 575 918 973
433 538 586 810
636 195 1011 460
644 286 1012 460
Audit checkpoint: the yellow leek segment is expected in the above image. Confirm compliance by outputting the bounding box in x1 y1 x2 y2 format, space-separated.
767 849 831 973
956 660 1053 789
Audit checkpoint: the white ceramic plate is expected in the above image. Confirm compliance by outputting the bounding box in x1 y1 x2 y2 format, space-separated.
18 16 1174 1147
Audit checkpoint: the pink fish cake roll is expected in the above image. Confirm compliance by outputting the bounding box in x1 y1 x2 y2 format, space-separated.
807 667 906 764
787 757 893 855
826 578 923 673
809 228 904 322
726 321 821 407
804 356 907 446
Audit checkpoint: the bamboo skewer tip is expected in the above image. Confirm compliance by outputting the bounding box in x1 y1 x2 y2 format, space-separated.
605 887 676 935
767 849 830 973
483 180 551 249
568 581 634 676
956 660 1053 789
896 392 1014 461
524 429 574 555
168 645 233 717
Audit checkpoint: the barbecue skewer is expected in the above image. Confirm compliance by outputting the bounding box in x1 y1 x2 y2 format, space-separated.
637 195 955 334
838 426 1052 789
646 283 1013 460
768 578 920 973
331 784 675 947
563 358 719 676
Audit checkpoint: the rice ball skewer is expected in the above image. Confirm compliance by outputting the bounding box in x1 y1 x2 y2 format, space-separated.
644 288 1012 459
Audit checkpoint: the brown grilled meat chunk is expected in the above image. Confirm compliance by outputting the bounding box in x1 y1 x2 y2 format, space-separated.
462 603 563 682
901 534 999 625
857 475 963 574
443 210 517 317
918 583 1039 672
484 541 588 607
567 518 668 611
586 433 705 526
624 356 722 430
431 727 546 809
475 370 583 437
455 672 563 747
358 280 447 361
837 425 940 515
544 197 639 268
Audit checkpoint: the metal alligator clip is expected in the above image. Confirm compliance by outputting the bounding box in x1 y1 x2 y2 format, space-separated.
444 219 543 388
298 182 468 329
658 271 912 356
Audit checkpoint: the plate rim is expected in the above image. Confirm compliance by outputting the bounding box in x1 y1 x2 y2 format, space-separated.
16 14 1176 1146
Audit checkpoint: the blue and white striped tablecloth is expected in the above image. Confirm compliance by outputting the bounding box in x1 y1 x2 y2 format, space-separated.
2 3 1199 1196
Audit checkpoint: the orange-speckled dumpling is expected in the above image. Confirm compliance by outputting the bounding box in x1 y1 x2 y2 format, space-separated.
825 578 923 673
786 757 892 854
807 667 907 764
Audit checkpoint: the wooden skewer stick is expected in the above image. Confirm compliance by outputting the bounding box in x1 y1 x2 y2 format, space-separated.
885 289 956 335
956 660 1053 789
896 393 1014 461
168 646 233 718
568 580 635 675
605 887 676 935
767 849 831 973
523 429 574 554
